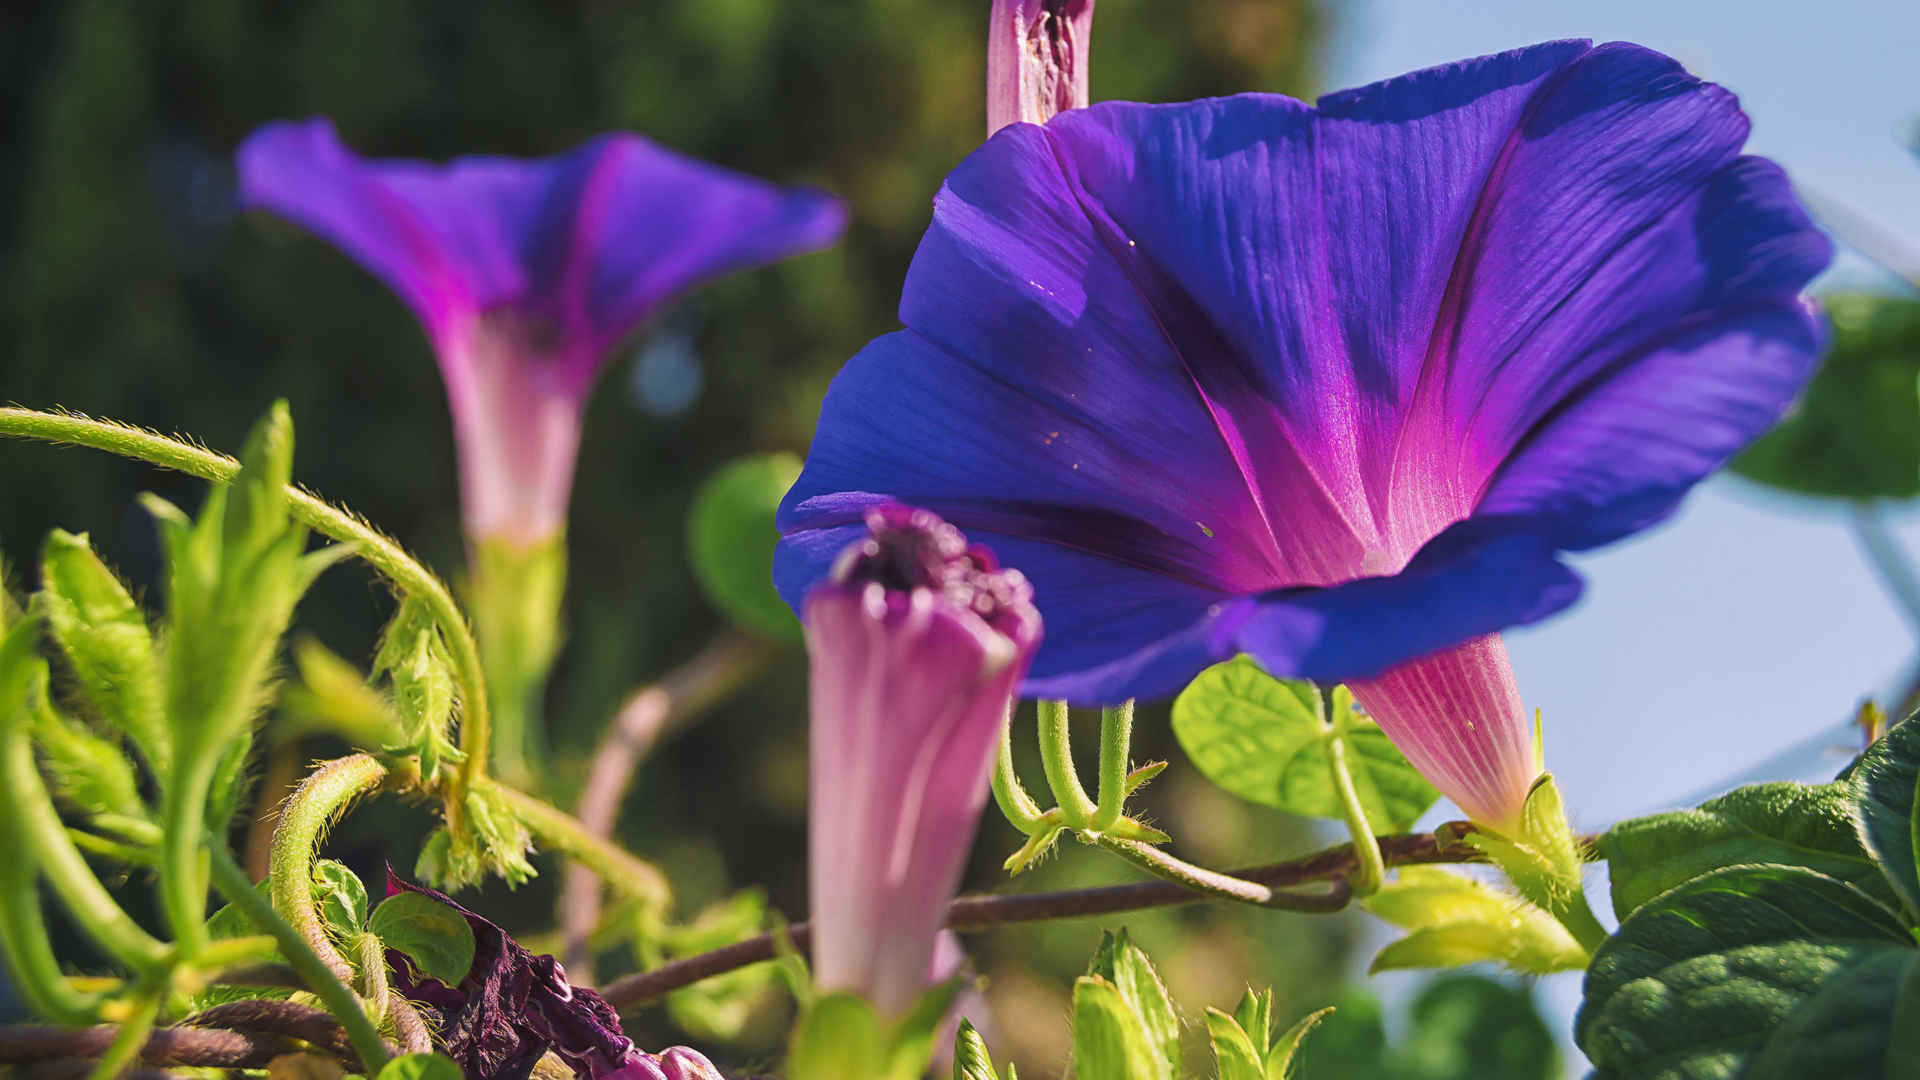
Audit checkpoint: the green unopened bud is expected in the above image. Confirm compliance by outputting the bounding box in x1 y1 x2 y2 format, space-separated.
225 400 296 561
37 530 168 774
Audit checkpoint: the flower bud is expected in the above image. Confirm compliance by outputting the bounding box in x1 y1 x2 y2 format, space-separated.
986 0 1095 134
803 505 1041 1017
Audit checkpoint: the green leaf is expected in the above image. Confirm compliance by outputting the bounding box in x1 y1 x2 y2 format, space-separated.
1365 867 1585 975
283 638 407 750
1172 655 1438 830
373 1052 462 1080
1577 864 1916 1078
35 529 168 774
1851 716 1920 919
1733 294 1920 498
1071 975 1170 1080
1231 987 1272 1052
688 453 804 641
26 668 144 823
951 1018 1002 1080
204 876 275 942
1085 929 1180 1074
1205 1007 1267 1080
788 992 887 1080
1265 1007 1332 1080
368 890 476 986
312 859 368 942
1604 780 1893 919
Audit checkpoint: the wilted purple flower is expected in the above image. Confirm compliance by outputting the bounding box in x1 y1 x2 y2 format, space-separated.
804 506 1041 1016
237 119 845 547
776 41 1829 829
383 871 719 1080
987 0 1095 133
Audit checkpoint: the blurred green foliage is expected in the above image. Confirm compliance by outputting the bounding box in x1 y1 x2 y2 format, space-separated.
0 1 1326 1072
1734 293 1920 499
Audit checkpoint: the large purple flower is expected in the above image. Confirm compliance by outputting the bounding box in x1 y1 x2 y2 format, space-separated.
238 119 845 547
775 41 1830 828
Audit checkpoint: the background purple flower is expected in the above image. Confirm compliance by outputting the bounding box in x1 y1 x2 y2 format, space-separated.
238 119 846 546
775 40 1829 827
804 506 1040 1017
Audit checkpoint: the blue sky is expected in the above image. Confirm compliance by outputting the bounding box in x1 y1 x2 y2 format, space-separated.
1325 1 1920 1068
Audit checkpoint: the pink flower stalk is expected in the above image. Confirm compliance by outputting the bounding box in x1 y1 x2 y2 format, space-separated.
237 119 845 548
986 0 1095 134
803 506 1041 1017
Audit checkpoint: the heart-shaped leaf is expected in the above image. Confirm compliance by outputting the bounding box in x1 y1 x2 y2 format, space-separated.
369 890 476 987
1172 656 1437 830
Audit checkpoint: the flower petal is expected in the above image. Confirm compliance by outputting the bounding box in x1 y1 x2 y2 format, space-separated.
239 120 845 363
779 328 1284 592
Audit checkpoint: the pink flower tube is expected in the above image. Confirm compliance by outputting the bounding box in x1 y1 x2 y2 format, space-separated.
803 506 1041 1017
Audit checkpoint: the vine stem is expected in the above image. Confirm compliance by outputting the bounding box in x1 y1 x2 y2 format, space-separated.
1322 700 1385 897
1091 701 1134 831
269 753 390 984
0 406 492 798
3 700 173 976
991 705 1048 832
599 831 1491 1010
1036 700 1098 827
207 842 390 1072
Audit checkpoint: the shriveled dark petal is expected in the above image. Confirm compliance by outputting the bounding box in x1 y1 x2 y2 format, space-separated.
384 871 635 1080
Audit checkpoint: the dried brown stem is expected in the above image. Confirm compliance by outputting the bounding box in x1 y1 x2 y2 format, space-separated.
600 831 1485 1011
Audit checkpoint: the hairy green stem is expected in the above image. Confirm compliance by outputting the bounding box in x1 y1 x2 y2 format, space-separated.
1094 837 1351 912
991 706 1048 832
482 779 670 909
195 935 282 973
1323 706 1384 897
0 816 105 1024
1036 700 1098 828
159 749 218 956
67 828 157 867
4 715 173 975
270 754 389 983
83 988 161 1080
0 407 492 799
207 843 390 1072
1091 701 1134 831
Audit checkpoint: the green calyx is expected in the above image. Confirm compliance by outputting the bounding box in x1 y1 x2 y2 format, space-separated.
1464 773 1607 955
464 535 566 790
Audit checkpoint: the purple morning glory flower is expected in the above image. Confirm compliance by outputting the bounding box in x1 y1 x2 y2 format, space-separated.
775 41 1830 829
237 119 846 547
383 871 722 1080
803 506 1040 1016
